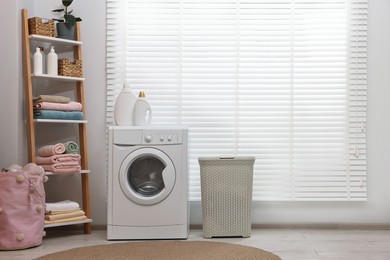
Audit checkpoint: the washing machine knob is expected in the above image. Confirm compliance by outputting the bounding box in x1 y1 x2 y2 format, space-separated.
160 136 164 142
167 135 172 142
144 135 153 143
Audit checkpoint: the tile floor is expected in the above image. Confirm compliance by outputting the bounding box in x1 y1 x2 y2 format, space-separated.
2 228 390 260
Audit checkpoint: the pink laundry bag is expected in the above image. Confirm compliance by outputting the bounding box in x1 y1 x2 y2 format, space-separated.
0 163 46 250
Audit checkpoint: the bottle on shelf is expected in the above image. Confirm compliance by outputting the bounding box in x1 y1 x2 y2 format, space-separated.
40 47 46 74
114 82 137 126
33 47 43 75
47 46 58 76
134 91 152 126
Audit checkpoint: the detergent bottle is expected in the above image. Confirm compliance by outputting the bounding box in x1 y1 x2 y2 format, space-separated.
134 91 152 126
114 82 137 125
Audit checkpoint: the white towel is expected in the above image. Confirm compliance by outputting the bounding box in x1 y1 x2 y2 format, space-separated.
45 200 80 212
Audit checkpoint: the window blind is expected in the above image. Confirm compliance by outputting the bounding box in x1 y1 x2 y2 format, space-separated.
106 0 367 201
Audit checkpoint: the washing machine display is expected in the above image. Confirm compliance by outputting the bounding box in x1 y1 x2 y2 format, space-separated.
119 147 176 205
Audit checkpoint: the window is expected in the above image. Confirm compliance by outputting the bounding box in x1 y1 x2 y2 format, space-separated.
106 0 367 201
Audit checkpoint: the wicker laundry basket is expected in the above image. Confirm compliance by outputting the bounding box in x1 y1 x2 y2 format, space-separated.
198 156 255 238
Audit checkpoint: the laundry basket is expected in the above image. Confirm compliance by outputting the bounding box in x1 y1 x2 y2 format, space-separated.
198 156 255 238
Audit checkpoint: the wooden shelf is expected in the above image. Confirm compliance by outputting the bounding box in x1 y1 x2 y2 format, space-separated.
32 73 85 82
34 119 88 124
44 218 92 228
29 34 82 52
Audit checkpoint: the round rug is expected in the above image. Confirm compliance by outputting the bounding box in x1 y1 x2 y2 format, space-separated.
35 241 281 260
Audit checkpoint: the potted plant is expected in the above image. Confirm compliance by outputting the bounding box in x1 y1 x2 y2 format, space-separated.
52 0 82 40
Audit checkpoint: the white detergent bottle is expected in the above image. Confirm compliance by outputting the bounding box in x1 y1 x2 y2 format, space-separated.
114 82 137 125
47 46 58 76
134 91 152 126
33 47 43 75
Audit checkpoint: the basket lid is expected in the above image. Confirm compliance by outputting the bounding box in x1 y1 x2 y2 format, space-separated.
198 156 255 161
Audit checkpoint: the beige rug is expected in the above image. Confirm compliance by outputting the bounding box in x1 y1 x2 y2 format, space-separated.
35 240 281 260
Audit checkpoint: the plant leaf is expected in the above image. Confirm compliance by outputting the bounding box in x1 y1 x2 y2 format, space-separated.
52 8 65 12
64 14 76 26
62 0 73 7
76 18 82 22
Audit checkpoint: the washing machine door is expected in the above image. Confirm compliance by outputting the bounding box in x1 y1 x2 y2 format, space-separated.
119 147 176 205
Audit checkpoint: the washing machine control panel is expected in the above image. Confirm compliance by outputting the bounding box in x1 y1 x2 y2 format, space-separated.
142 130 181 144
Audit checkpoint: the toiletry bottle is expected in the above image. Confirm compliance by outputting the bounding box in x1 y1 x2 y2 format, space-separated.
134 91 152 126
114 82 137 125
40 47 46 74
47 46 58 76
33 47 43 75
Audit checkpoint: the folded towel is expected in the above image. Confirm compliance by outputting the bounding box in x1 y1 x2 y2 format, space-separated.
64 141 79 154
33 110 83 120
33 101 82 111
46 200 80 212
37 143 66 157
45 210 85 221
44 215 87 225
33 95 71 103
41 162 81 174
46 208 82 215
35 154 81 165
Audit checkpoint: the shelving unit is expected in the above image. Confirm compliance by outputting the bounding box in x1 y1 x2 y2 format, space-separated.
21 9 91 234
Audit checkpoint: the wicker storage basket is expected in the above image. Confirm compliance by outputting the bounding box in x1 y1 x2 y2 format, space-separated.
28 17 55 37
58 58 83 77
199 156 255 238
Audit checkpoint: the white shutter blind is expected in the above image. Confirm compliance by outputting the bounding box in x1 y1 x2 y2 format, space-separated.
106 0 127 123
348 0 367 200
106 0 367 201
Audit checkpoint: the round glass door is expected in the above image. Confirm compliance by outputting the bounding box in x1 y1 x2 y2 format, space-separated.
128 156 165 197
119 148 176 205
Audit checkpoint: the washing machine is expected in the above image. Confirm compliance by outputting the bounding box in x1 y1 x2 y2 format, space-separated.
107 126 189 240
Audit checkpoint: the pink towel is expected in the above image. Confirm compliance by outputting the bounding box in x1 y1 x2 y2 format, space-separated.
35 154 81 165
37 144 66 157
41 162 81 174
33 101 82 111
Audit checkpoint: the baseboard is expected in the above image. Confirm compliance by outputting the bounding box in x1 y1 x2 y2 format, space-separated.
251 223 390 230
47 223 390 232
190 223 390 230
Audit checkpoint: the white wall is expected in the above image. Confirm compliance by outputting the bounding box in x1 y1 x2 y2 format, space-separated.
0 0 26 168
2 0 390 226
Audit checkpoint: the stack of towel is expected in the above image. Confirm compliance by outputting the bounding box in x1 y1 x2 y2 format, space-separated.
36 142 81 173
33 95 83 120
45 200 87 225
